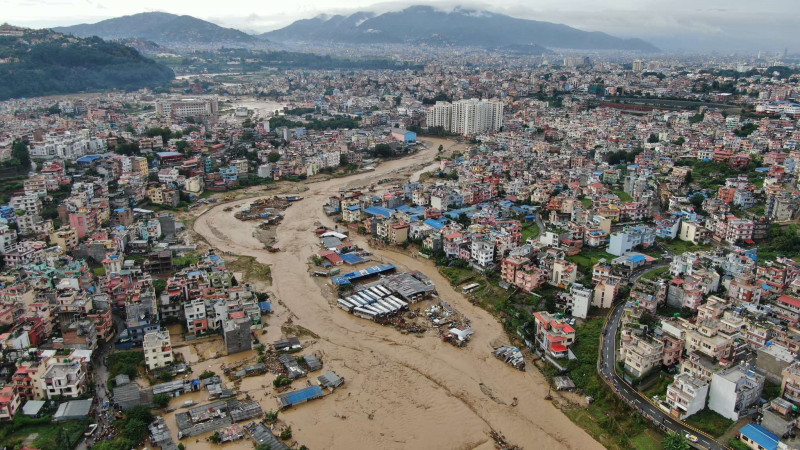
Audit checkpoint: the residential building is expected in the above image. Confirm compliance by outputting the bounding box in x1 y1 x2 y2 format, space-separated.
708 364 765 421
143 329 174 371
666 373 709 420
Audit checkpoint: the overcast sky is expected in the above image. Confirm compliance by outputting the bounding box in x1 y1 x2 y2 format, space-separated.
6 0 799 52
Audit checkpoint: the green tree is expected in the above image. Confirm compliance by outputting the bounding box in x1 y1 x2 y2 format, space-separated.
124 418 149 443
662 432 690 450
438 144 443 153
647 133 659 143
268 152 281 163
256 444 272 450
280 426 292 440
153 393 171 408
690 193 705 212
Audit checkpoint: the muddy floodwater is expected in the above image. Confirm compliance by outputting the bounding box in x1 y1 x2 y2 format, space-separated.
190 138 602 449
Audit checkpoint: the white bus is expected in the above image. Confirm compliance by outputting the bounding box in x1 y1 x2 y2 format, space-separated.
462 283 481 294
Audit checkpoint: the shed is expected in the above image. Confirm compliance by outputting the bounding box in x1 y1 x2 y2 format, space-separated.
304 354 323 372
22 400 45 417
277 385 324 409
54 399 93 421
318 371 344 389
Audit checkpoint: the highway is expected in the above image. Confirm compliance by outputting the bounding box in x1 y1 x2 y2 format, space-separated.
599 293 724 450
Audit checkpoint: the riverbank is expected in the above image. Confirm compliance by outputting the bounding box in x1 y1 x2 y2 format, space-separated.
190 137 603 449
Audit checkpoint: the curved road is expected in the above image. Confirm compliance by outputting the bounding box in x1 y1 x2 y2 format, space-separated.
599 268 724 450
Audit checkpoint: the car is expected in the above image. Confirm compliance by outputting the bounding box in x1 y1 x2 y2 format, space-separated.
685 433 698 443
85 424 99 437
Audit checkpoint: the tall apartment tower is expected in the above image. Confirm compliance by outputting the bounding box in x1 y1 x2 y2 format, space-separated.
633 60 644 72
426 98 503 136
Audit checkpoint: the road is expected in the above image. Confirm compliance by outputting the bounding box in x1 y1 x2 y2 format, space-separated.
599 272 723 450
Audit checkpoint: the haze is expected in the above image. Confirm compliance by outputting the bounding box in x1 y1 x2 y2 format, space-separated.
6 0 799 52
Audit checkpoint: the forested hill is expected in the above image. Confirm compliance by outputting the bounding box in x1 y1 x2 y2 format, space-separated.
0 28 174 100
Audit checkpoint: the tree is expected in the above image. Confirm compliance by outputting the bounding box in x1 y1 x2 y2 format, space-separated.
690 193 705 212
647 133 659 143
662 432 690 450
209 431 222 444
152 393 171 408
199 370 217 379
268 152 281 163
280 426 293 440
256 445 272 450
438 144 443 153
124 418 149 443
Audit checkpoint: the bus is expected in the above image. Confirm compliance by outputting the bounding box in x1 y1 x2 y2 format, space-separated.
462 283 481 294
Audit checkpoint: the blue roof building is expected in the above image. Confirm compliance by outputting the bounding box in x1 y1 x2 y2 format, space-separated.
738 424 779 450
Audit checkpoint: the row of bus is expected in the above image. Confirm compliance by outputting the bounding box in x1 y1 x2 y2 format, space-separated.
337 286 409 320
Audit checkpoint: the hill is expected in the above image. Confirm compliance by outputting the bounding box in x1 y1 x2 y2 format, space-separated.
263 6 658 52
55 12 258 48
0 28 174 100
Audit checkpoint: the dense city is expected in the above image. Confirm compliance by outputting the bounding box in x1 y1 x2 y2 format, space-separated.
1 5 800 450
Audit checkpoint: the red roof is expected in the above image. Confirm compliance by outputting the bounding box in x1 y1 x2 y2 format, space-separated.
779 295 800 308
230 311 246 319
550 343 568 353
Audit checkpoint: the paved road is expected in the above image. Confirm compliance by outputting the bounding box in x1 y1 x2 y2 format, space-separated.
599 298 724 450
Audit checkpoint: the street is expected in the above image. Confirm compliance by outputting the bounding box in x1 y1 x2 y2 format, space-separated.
599 301 724 450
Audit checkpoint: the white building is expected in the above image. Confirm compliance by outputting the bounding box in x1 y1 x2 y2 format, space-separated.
0 222 18 254
426 99 503 136
666 373 709 419
608 226 655 256
568 283 592 319
29 132 106 160
184 299 207 335
143 329 175 371
41 361 87 399
708 364 765 420
470 240 495 268
155 98 218 118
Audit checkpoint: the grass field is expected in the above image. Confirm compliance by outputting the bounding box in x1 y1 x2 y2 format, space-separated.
5 419 87 450
612 189 633 202
521 222 540 241
685 408 734 438
640 267 670 280
568 248 617 269
630 429 664 450
658 238 713 255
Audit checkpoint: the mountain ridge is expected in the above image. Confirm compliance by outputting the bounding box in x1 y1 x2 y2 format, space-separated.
262 6 659 52
54 12 259 48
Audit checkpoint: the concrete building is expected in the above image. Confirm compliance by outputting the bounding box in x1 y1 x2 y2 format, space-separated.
223 316 252 355
608 226 655 256
41 360 87 399
426 98 503 136
708 364 765 421
143 329 175 371
666 373 709 420
622 334 664 378
155 98 218 118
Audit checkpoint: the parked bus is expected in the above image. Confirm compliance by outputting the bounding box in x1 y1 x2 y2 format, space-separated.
462 283 481 294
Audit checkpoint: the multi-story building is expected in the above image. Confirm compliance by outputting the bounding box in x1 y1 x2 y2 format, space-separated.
666 373 709 420
41 360 87 399
155 98 218 118
622 334 664 378
708 364 765 420
608 226 655 256
532 311 576 359
426 99 503 136
143 329 174 371
0 386 21 421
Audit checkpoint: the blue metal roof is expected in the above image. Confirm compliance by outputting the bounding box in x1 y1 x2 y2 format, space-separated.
739 424 779 450
628 254 646 263
340 253 366 264
281 385 323 405
363 206 392 218
424 218 447 230
346 205 361 211
258 301 272 312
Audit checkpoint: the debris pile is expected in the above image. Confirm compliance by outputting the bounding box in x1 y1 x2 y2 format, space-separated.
492 346 525 370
